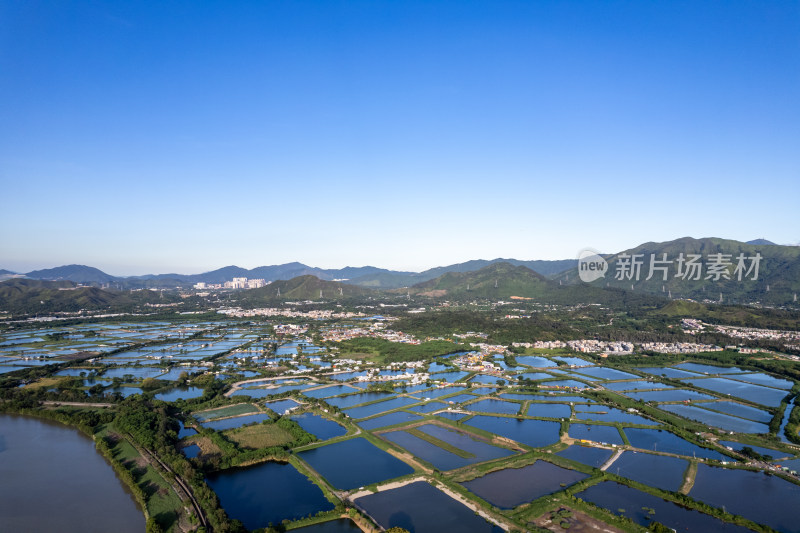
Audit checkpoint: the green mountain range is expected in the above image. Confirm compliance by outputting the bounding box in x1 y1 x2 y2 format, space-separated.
0 279 174 315
3 237 797 316
555 237 800 305
235 275 377 304
406 261 668 310
12 259 577 289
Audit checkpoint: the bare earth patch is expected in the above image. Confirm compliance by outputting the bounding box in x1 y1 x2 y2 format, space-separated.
419 289 447 297
532 506 624 533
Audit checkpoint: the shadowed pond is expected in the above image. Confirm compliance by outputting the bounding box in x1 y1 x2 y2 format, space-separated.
355 481 502 533
609 451 687 491
206 461 332 530
624 428 728 460
298 438 414 490
382 423 513 471
460 460 589 508
690 463 800 532
568 423 624 445
578 481 753 532
556 445 614 468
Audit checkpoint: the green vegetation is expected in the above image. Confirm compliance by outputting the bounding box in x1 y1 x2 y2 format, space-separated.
2 287 799 533
335 337 472 363
193 403 261 420
225 422 295 449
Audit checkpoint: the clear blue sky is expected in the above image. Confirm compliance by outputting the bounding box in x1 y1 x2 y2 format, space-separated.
1 1 798 275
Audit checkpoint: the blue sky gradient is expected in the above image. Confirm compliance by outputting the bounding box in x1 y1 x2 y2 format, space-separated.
1 1 798 275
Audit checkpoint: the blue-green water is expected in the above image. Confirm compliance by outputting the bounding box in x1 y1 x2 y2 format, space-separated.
355 481 502 532
690 464 800 532
461 460 589 509
206 461 332 530
465 416 561 448
578 481 752 532
291 412 346 440
556 445 613 468
298 438 414 490
608 451 687 491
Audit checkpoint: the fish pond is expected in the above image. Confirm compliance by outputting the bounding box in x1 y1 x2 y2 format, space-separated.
608 451 688 491
527 403 572 418
408 401 447 414
263 398 300 414
515 356 558 367
344 396 419 419
638 366 702 379
658 404 770 434
357 411 424 430
556 445 614 468
574 406 658 426
694 400 773 423
690 463 800 532
355 481 502 533
298 438 414 490
625 389 717 403
413 386 467 399
382 423 513 471
624 428 729 460
568 423 624 445
571 367 639 380
324 392 393 409
467 399 522 415
460 460 589 509
291 412 347 440
154 386 204 402
302 384 359 399
102 366 164 379
181 443 201 458
675 363 748 374
177 421 197 439
465 416 561 448
602 380 672 391
578 481 753 532
681 377 787 407
206 461 333 530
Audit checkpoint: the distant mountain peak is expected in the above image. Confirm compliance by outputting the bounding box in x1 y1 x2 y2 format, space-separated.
25 264 117 284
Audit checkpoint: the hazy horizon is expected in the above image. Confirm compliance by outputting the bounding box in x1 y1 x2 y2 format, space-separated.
3 234 795 277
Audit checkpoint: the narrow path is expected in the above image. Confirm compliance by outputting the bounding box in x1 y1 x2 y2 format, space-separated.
125 433 210 532
600 448 624 471
680 461 698 494
225 375 319 397
41 400 113 408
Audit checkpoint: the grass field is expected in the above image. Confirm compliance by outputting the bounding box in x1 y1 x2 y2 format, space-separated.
26 376 68 389
225 423 294 449
193 403 260 421
187 435 223 456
